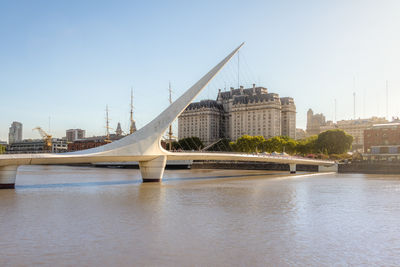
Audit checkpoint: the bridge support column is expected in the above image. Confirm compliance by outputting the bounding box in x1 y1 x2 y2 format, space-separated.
139 156 167 182
289 164 296 174
0 165 18 189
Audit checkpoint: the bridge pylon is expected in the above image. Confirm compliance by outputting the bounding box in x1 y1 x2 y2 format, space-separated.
139 156 167 182
0 165 18 189
289 164 296 174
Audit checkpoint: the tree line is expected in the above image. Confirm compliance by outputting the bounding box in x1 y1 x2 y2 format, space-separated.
229 129 353 156
168 129 353 158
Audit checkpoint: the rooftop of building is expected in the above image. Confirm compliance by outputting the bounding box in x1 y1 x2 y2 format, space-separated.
13 139 44 143
231 93 281 105
8 138 67 145
308 111 388 127
183 84 294 111
73 134 124 143
370 122 400 129
186 99 224 111
217 85 294 105
66 128 85 131
217 85 269 100
336 117 387 125
280 97 295 105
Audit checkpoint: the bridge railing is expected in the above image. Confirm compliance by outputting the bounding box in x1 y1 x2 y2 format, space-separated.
169 150 335 163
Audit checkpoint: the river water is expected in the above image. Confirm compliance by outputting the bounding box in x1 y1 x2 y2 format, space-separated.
1 165 400 266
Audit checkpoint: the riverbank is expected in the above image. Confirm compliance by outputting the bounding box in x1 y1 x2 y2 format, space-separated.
192 161 318 172
65 161 320 172
339 162 400 174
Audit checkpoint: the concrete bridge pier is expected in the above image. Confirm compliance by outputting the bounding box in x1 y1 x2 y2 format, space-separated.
0 165 18 189
289 164 296 174
139 156 167 182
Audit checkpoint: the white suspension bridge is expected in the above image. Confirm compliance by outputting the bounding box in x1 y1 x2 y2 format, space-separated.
0 43 335 189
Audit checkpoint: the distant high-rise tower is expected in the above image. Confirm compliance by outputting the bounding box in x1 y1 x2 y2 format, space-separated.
8 121 23 144
66 129 85 142
306 109 326 136
116 122 123 136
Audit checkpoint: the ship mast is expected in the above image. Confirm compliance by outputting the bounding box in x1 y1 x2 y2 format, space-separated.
168 82 173 150
105 104 111 142
129 87 136 134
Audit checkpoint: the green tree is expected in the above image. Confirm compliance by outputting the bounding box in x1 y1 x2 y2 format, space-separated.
230 135 265 153
316 129 353 154
263 136 292 153
229 131 353 156
296 135 318 155
230 135 252 152
284 138 298 154
250 135 265 152
231 135 300 155
0 144 5 154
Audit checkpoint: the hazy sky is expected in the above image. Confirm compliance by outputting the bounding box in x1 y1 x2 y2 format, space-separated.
1 0 400 141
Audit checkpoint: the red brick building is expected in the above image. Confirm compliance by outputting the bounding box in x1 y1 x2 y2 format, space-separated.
68 135 124 152
364 123 400 158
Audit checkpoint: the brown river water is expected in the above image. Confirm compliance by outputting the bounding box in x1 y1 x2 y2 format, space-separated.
1 165 400 266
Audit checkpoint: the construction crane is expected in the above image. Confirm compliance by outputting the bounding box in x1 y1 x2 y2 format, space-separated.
33 126 52 152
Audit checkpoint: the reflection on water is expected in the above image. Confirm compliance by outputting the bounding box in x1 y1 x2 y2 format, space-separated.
1 165 400 266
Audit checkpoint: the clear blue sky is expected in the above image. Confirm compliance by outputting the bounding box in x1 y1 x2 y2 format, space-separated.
1 0 400 141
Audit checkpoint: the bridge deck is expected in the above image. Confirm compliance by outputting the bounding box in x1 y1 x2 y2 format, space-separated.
0 152 334 167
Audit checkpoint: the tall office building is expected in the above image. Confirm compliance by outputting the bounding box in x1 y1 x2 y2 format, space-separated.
281 97 297 138
66 129 85 142
306 109 326 136
179 100 224 145
178 85 296 146
8 121 22 144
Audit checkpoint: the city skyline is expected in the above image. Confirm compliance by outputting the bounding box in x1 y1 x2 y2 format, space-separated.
1 0 400 141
